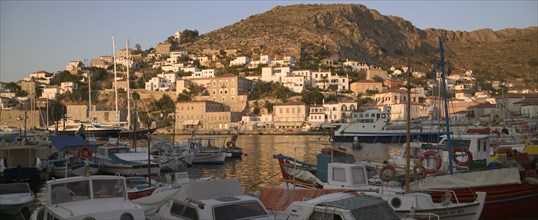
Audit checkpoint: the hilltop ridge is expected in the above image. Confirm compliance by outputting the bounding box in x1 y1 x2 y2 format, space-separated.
182 4 537 82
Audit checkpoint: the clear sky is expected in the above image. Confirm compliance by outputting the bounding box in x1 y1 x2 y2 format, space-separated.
1 1 537 83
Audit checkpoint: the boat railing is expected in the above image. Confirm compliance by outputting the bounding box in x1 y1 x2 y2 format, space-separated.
404 212 440 220
416 189 461 204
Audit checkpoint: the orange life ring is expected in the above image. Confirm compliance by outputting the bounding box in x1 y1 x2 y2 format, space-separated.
413 164 427 180
226 141 236 148
379 165 396 182
451 147 473 166
417 150 442 174
77 147 92 160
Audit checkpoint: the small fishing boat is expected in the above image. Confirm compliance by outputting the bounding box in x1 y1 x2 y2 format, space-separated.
259 188 402 220
31 175 144 220
0 182 35 218
134 179 272 220
47 136 101 178
125 176 158 200
94 145 160 176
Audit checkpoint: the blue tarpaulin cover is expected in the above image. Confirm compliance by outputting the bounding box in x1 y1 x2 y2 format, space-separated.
48 136 88 151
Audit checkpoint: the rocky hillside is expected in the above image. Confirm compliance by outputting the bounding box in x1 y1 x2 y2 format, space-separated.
183 4 537 84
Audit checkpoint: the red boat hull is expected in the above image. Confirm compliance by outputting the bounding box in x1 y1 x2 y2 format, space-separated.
128 187 157 200
429 181 538 219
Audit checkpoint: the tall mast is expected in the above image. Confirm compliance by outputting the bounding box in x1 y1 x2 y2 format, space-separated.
439 37 454 175
405 59 411 191
88 69 92 122
126 38 131 128
112 36 119 127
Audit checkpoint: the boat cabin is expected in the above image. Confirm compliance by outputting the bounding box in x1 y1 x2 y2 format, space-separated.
326 163 369 187
349 108 390 126
38 175 144 220
136 179 272 220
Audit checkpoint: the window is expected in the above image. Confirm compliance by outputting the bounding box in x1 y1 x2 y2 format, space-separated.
93 179 125 199
332 167 346 182
171 202 198 220
212 80 216 86
308 211 343 220
214 201 269 220
341 105 347 111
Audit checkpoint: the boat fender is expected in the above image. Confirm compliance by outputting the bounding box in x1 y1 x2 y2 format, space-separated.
417 150 442 174
413 164 427 180
451 147 473 166
190 143 195 149
379 165 396 182
77 147 92 161
226 141 236 148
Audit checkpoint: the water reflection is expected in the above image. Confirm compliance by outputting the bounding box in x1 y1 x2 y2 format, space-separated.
155 134 395 193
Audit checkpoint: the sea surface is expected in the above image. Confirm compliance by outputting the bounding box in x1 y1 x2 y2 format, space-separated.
153 134 402 193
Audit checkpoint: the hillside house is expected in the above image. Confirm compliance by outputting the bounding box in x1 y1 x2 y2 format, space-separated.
273 101 308 129
350 80 382 96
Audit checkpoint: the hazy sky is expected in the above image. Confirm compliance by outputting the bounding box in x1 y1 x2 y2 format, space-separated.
1 1 537 83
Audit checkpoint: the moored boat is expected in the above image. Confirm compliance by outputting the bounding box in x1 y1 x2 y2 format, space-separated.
0 182 35 218
134 178 272 220
31 175 145 220
125 176 158 200
259 188 402 220
331 107 444 144
94 145 160 176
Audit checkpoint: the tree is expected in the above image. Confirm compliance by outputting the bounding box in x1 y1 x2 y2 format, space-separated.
177 93 191 102
5 82 20 92
301 87 324 104
156 95 175 112
272 86 293 102
365 89 379 96
15 90 28 97
135 43 142 52
180 29 199 44
51 71 81 85
264 101 274 113
372 75 385 83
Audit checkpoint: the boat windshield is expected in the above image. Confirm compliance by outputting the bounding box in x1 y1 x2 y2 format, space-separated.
0 183 30 194
92 179 126 199
213 201 269 220
51 180 91 204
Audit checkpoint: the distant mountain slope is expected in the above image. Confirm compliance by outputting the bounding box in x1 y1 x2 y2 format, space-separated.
184 4 537 83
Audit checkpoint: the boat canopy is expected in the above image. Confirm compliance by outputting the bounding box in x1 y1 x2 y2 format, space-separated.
49 136 89 151
134 179 244 215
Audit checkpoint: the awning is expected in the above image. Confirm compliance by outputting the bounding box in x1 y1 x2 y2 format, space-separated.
182 120 200 126
49 136 88 151
277 122 303 127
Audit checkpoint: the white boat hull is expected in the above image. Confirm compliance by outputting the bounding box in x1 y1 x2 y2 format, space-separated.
101 163 160 176
192 152 226 164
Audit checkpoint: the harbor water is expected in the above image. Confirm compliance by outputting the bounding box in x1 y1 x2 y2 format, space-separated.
154 134 399 193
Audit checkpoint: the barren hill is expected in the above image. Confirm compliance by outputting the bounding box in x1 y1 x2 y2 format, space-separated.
182 4 537 85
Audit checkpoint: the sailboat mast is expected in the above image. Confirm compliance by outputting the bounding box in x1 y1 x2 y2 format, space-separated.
112 36 119 128
405 59 411 191
126 38 131 128
439 37 454 175
88 69 92 122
